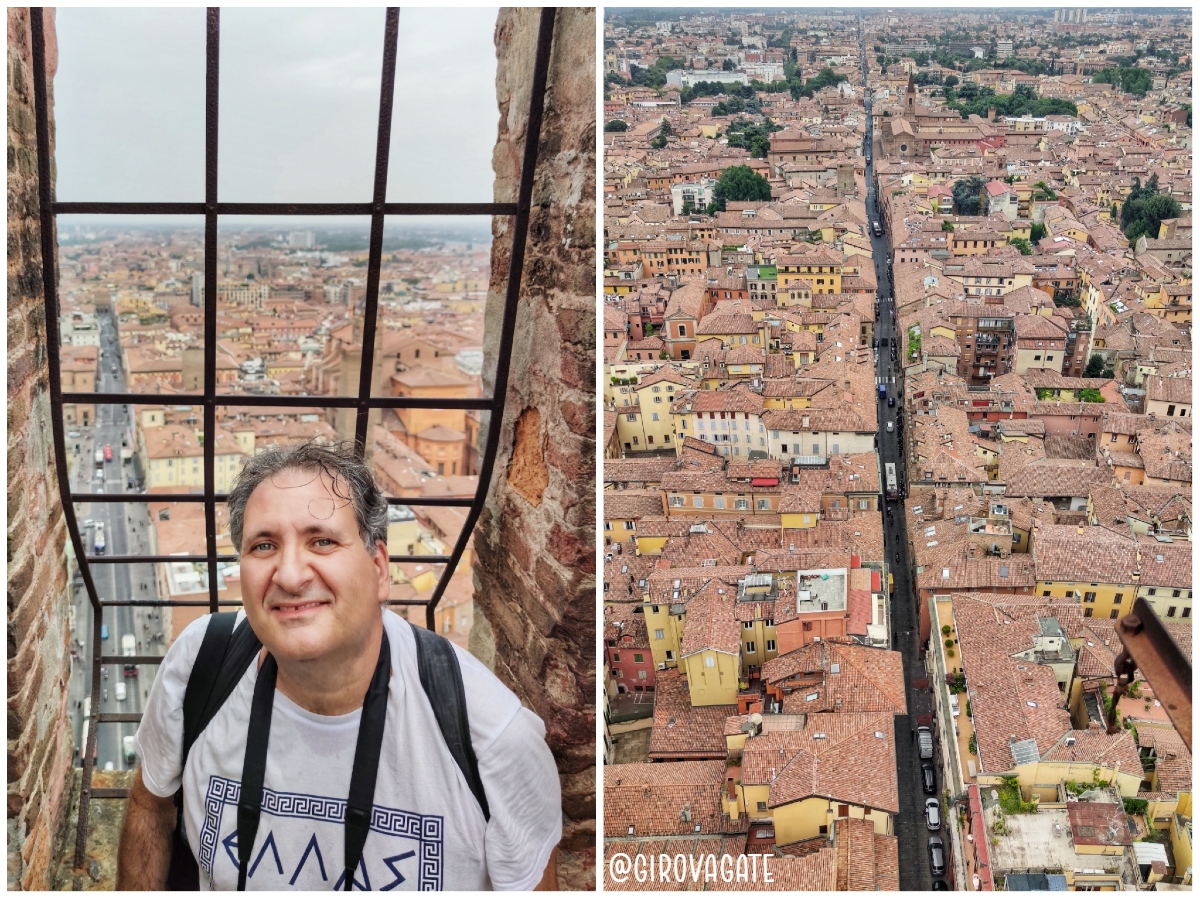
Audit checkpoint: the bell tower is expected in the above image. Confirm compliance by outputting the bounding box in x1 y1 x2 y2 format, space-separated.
906 74 915 115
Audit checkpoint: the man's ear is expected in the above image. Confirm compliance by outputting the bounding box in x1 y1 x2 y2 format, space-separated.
373 539 390 601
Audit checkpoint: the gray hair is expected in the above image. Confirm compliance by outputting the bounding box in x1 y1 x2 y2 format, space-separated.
227 441 389 556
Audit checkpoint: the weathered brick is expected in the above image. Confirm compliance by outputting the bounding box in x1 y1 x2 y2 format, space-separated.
7 9 72 892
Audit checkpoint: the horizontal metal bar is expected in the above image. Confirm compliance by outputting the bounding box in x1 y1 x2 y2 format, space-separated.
84 553 449 565
88 789 131 800
73 493 208 503
56 202 204 215
89 598 433 609
94 600 195 608
54 201 517 216
95 712 144 723
98 599 243 608
85 554 236 563
73 494 474 507
99 656 162 665
63 392 499 411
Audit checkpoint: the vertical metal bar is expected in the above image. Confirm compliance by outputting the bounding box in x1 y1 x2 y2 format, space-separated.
425 8 557 630
203 8 220 611
27 7 104 871
353 8 400 453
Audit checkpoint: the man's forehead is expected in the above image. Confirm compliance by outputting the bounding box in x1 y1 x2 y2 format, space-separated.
243 466 354 526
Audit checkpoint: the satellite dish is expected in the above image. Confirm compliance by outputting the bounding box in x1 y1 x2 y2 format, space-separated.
749 712 763 727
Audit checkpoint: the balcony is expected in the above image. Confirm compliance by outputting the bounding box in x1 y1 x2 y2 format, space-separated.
15 7 571 888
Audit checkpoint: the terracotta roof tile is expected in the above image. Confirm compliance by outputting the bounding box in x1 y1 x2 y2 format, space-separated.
649 669 736 761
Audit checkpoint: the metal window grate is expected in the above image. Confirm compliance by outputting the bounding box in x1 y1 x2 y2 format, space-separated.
30 6 557 872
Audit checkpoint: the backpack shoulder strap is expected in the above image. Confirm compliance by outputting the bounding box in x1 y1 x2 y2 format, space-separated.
182 612 263 765
411 624 490 822
170 611 258 890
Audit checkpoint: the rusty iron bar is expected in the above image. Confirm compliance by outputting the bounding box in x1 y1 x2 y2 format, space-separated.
352 8 400 452
423 6 558 631
1110 597 1191 751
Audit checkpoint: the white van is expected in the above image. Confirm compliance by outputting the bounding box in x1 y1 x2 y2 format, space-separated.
114 682 127 702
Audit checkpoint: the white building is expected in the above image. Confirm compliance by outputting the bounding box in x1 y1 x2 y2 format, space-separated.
670 179 717 216
665 69 750 88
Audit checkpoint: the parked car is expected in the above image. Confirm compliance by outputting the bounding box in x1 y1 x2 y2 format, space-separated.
932 879 949 890
922 763 937 794
917 726 934 760
925 797 941 830
928 836 946 876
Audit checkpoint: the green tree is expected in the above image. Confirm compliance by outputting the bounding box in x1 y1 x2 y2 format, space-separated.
1029 223 1046 243
1008 237 1033 255
604 119 629 132
1120 174 1181 246
952 175 987 216
1093 65 1154 97
722 58 736 72
944 74 959 88
942 220 955 232
710 165 771 212
1085 354 1106 378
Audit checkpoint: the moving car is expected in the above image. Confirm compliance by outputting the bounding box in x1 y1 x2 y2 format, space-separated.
114 682 127 702
872 221 882 236
928 836 946 876
888 396 895 407
925 797 941 830
100 624 108 640
949 694 960 717
123 735 137 764
103 443 113 462
886 421 894 433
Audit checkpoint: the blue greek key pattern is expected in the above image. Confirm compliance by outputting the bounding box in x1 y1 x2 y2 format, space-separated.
197 776 444 890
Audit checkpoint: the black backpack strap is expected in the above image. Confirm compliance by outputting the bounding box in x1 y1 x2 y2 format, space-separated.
166 612 262 891
411 625 490 822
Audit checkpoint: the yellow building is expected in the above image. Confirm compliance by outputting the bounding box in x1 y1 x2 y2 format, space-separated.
644 598 687 670
1033 525 1141 621
632 369 692 450
723 712 899 846
1169 793 1192 886
140 424 246 494
678 585 741 706
777 248 843 296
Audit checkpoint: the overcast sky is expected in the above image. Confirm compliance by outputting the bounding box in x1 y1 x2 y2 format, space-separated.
54 8 501 225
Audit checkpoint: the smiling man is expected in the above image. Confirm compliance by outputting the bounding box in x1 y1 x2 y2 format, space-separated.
118 442 561 890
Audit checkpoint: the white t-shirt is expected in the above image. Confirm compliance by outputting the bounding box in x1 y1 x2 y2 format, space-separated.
136 610 561 891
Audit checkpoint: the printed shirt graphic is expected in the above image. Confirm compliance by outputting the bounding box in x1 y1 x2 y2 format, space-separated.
137 611 561 891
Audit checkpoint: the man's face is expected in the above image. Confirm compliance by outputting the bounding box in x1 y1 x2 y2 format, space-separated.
238 467 388 665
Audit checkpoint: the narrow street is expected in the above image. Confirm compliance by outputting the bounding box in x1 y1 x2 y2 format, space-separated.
68 307 165 773
859 23 942 891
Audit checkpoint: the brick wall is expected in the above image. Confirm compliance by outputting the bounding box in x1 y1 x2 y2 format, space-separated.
7 8 76 892
472 8 596 891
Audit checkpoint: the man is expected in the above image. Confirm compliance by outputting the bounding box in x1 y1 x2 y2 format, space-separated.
118 442 561 890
